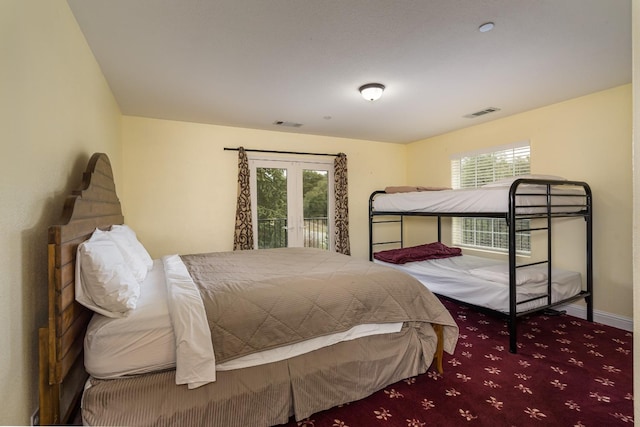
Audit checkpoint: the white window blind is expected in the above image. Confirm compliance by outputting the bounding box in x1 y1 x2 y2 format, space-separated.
451 142 531 189
451 142 531 253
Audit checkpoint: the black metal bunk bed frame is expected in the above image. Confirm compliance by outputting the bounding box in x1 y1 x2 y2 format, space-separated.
369 178 593 353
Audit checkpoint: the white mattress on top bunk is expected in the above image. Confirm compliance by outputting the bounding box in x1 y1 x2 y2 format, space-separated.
374 254 582 314
372 184 586 214
84 259 402 379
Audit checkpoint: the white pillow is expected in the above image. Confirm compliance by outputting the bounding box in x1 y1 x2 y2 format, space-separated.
468 263 547 286
481 174 566 188
76 230 141 318
110 225 153 270
105 228 149 283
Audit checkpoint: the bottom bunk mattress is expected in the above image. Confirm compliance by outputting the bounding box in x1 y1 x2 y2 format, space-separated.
82 322 439 426
375 254 582 313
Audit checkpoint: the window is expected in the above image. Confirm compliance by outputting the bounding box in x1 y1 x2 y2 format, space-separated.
450 142 531 254
249 158 334 250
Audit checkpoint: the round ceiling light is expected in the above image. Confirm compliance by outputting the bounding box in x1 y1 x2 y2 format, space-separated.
359 83 385 101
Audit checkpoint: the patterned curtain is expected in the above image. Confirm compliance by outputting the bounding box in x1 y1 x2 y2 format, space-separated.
233 147 254 250
334 153 350 255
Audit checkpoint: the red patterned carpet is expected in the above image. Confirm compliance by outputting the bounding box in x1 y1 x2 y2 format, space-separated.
283 299 633 426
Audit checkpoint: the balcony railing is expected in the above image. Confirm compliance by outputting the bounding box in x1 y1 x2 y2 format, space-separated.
257 217 328 250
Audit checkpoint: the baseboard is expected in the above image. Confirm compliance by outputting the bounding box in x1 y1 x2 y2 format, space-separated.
556 303 633 332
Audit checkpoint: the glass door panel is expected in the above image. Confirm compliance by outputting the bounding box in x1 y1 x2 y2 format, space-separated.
302 169 329 249
256 167 288 249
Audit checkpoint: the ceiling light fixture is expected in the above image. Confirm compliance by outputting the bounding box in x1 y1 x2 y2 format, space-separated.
478 22 495 33
359 83 385 101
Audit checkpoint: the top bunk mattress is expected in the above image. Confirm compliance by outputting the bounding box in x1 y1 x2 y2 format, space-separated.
372 179 588 215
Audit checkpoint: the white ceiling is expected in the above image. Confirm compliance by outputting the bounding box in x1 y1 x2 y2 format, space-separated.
67 0 631 144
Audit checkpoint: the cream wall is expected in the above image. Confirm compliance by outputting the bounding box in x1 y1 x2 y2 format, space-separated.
0 1 122 425
405 85 632 320
631 0 639 422
121 116 408 260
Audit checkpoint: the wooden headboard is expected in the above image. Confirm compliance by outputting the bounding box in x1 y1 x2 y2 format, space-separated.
39 153 124 425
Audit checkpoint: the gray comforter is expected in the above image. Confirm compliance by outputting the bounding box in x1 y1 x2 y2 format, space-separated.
180 247 458 363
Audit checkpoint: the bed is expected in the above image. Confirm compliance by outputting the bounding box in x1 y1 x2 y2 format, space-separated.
368 176 593 353
38 153 459 426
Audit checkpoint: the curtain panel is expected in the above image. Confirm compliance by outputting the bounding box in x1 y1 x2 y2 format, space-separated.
334 153 350 255
233 147 254 250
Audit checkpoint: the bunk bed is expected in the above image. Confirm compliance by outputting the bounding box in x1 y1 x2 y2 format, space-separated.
369 176 593 353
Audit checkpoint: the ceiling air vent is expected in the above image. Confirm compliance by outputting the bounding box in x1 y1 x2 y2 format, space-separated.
273 120 303 128
464 107 501 119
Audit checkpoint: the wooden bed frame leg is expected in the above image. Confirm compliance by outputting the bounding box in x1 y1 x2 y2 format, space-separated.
39 327 59 425
432 324 444 374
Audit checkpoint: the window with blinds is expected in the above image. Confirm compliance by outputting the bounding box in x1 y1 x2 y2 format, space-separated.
451 142 531 254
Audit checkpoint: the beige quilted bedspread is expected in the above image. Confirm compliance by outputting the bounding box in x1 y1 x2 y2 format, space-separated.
181 247 458 363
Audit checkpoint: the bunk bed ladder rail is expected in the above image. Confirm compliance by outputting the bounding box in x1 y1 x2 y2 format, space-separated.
585 184 594 322
507 182 555 353
507 184 518 353
507 179 594 353
546 185 553 308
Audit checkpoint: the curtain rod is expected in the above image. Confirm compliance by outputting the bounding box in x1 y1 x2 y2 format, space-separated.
224 147 340 157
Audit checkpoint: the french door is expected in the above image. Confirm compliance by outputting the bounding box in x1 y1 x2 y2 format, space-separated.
249 158 334 250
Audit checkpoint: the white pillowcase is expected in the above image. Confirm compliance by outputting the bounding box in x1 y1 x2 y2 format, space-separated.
468 263 547 286
76 230 141 318
110 224 153 270
107 226 152 283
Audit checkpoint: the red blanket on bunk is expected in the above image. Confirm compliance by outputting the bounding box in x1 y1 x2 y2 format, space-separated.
374 242 462 264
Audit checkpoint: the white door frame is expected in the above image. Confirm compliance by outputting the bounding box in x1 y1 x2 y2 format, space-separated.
249 156 334 250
